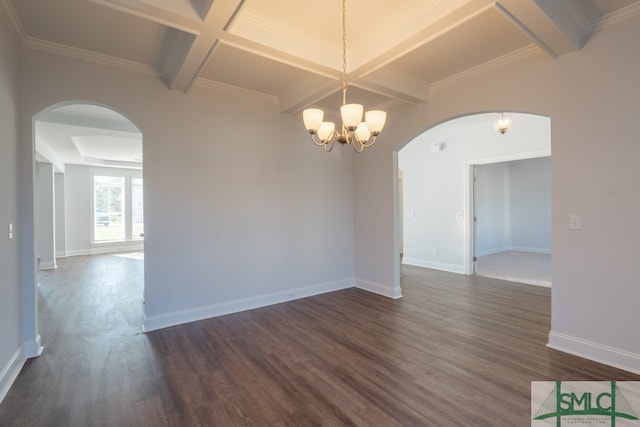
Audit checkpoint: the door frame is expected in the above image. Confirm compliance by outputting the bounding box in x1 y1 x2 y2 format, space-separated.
463 149 550 274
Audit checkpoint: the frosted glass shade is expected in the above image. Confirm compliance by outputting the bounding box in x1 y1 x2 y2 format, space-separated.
355 122 371 141
303 108 324 132
341 104 363 129
365 110 387 134
318 121 335 141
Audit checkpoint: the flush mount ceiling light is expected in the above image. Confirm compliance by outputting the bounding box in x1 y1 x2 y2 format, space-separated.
302 0 387 153
494 112 512 135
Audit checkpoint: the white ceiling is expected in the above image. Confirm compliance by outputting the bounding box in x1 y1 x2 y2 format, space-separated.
4 0 640 168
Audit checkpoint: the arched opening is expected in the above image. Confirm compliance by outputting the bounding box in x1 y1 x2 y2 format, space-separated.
395 112 551 291
31 101 144 354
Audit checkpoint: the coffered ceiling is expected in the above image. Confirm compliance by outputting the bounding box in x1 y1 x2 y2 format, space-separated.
2 0 640 168
5 0 640 113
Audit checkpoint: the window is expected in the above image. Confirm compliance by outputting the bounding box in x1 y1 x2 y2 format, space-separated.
93 175 143 243
132 178 144 239
94 176 125 242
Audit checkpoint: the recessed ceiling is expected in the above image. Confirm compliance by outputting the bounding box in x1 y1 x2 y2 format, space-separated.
36 104 142 171
4 0 640 167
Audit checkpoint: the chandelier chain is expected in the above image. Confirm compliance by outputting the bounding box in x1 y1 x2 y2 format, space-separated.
341 0 347 105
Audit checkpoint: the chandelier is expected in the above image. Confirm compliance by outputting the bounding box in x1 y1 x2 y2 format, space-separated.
302 0 387 152
494 112 512 135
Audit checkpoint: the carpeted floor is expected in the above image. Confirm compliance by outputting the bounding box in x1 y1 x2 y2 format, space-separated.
476 250 551 287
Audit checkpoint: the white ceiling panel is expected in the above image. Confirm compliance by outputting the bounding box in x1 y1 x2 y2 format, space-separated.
200 42 333 96
387 7 534 83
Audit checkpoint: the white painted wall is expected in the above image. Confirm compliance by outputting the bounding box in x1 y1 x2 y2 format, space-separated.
474 157 551 256
355 15 640 373
0 15 24 403
37 162 56 269
17 49 356 334
509 157 551 252
475 162 511 256
398 114 550 273
63 165 143 256
54 172 66 257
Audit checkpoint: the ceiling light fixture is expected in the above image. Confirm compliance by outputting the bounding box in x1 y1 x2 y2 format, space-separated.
494 112 512 135
302 0 387 152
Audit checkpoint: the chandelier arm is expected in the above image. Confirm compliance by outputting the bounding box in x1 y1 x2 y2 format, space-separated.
324 139 336 152
352 131 377 148
311 130 339 147
360 135 377 148
351 138 365 153
310 134 327 146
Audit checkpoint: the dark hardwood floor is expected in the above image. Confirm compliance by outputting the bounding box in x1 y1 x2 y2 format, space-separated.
1 255 638 426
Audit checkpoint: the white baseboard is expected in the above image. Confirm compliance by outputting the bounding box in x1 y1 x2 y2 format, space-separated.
402 257 466 274
23 334 44 359
0 348 26 405
548 331 640 375
510 246 552 254
476 247 510 257
143 278 354 332
38 260 57 270
354 278 402 299
66 243 144 257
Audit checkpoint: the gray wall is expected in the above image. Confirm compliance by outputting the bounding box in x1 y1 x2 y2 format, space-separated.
3 5 640 394
509 157 551 252
0 15 22 401
355 15 640 372
17 49 356 333
475 157 551 256
475 162 510 256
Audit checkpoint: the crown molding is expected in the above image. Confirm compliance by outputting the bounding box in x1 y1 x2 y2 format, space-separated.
585 2 640 35
433 43 540 91
0 0 26 44
22 36 159 78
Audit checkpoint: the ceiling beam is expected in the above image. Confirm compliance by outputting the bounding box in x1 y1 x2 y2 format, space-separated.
166 0 246 92
278 78 340 115
88 0 203 34
495 0 583 58
353 69 430 106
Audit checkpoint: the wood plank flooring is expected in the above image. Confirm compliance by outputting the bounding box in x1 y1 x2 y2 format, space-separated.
1 255 638 426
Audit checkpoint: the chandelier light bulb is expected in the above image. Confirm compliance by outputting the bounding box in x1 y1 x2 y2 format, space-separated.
341 104 364 130
303 108 324 133
494 113 512 135
318 122 335 141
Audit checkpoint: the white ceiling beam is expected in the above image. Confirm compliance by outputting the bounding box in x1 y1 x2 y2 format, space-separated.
167 0 245 92
88 0 203 34
353 69 430 106
348 1 495 81
495 0 583 58
278 78 340 115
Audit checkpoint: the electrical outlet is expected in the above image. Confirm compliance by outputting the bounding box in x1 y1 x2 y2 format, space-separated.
433 247 438 255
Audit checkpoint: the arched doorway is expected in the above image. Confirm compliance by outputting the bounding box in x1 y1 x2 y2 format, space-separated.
396 112 550 289
32 102 144 353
